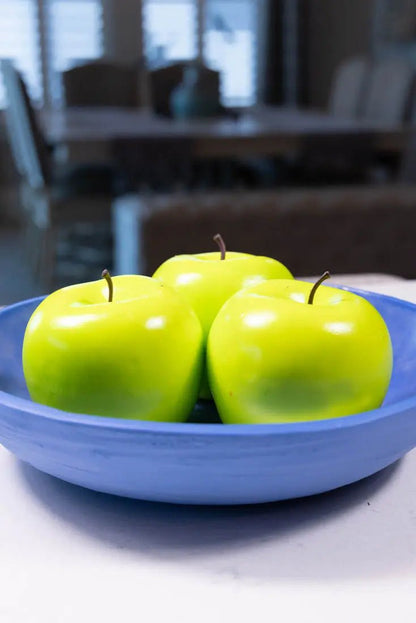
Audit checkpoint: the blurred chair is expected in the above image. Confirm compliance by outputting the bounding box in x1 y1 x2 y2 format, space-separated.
115 184 416 278
1 60 113 289
361 58 415 123
62 59 145 107
328 56 370 118
360 57 415 178
148 61 221 118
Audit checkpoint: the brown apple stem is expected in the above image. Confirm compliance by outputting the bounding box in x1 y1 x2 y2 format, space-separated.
213 233 226 260
308 271 330 305
101 269 113 303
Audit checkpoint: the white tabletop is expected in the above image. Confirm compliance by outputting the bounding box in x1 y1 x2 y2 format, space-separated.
2 275 416 623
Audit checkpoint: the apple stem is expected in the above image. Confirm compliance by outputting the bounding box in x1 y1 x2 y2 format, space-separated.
308 271 330 305
213 233 226 260
101 269 113 303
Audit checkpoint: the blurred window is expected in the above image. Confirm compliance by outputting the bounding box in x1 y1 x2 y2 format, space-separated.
143 0 197 66
0 0 41 104
47 0 104 104
205 0 258 106
144 0 261 106
0 0 261 108
0 0 103 107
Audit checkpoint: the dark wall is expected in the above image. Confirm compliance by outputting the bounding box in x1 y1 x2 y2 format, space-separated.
263 0 284 104
304 0 375 108
264 0 375 108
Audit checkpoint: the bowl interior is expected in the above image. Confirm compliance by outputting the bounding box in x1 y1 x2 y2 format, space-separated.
1 288 416 423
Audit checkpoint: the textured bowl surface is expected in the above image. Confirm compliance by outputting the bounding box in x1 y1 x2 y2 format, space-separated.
0 288 416 505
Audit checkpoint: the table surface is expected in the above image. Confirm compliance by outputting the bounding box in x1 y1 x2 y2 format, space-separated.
2 274 416 623
42 105 407 149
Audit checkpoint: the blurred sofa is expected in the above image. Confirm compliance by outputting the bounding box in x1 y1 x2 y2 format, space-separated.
137 186 416 277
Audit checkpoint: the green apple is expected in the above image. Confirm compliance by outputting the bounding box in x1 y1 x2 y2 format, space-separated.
22 272 204 421
207 275 393 423
153 235 293 398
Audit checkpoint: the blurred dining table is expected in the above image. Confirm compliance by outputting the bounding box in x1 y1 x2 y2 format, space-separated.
41 105 408 163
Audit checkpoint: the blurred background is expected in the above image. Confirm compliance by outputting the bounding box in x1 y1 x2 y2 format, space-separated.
1 0 416 302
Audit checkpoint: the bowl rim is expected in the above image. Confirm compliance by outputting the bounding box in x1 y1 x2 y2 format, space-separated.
2 286 414 437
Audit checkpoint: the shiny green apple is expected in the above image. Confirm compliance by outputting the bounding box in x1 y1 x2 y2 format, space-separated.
207 276 393 423
22 273 203 421
153 235 293 398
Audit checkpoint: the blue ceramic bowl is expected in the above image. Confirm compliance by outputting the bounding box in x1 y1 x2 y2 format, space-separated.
0 288 415 505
